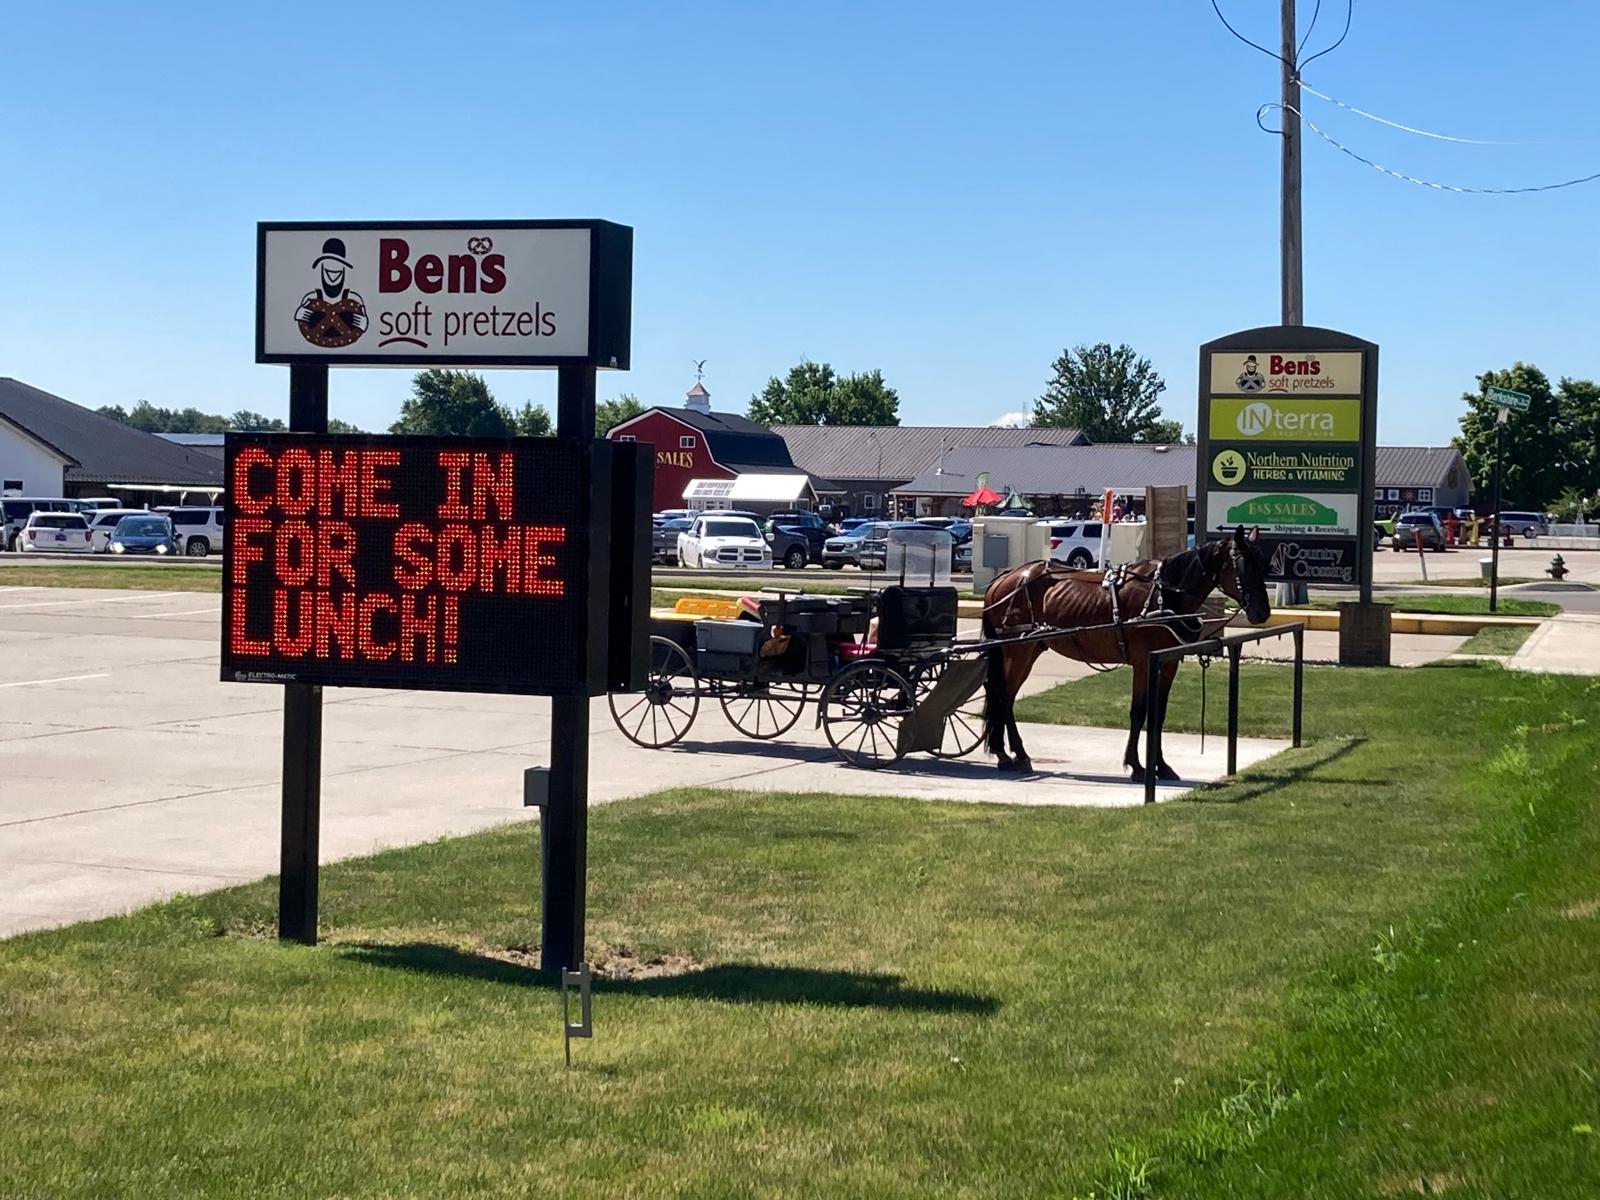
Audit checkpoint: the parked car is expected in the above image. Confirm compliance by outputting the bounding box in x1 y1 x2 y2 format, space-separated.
1495 510 1549 538
764 510 829 570
157 506 225 557
652 518 692 564
654 508 695 524
87 507 148 552
677 515 771 570
1391 511 1446 552
106 514 180 557
2 497 79 551
19 510 93 553
1044 520 1105 569
836 517 872 534
821 521 888 569
856 522 930 571
953 538 972 572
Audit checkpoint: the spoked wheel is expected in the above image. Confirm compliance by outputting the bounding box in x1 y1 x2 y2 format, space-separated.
609 636 700 748
820 661 913 769
719 685 810 739
911 658 987 759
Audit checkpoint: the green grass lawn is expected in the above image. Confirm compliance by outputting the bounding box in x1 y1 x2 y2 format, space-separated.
3 665 1596 1197
0 563 221 592
1456 622 1537 657
1304 593 1557 617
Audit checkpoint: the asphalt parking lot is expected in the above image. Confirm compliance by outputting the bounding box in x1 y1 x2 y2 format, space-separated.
0 585 1298 936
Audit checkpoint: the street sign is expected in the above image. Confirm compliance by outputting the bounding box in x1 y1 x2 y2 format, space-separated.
1487 385 1530 413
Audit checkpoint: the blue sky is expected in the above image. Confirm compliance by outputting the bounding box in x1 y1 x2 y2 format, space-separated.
2 2 1595 444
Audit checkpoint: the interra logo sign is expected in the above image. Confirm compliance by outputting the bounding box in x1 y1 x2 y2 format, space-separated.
1209 398 1360 442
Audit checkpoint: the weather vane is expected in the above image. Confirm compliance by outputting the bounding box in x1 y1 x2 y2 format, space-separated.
692 359 707 383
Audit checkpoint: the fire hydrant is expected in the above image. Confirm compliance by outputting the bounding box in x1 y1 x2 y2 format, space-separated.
1548 553 1569 580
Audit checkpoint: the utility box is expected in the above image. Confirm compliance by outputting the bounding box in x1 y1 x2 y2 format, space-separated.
970 516 1049 593
1105 521 1149 568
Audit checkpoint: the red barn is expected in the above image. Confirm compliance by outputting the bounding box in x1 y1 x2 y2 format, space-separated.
608 387 799 512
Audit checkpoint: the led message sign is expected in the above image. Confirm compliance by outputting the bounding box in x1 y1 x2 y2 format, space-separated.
221 433 632 696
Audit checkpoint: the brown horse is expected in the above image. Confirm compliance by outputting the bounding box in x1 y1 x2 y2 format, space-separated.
981 526 1273 779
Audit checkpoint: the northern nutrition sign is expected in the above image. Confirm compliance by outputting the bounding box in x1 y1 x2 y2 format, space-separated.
256 221 633 367
221 433 636 696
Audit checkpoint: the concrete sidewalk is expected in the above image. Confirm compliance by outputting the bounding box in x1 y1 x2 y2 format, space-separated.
1509 613 1600 675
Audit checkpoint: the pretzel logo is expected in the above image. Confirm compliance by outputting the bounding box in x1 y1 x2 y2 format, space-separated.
467 236 494 255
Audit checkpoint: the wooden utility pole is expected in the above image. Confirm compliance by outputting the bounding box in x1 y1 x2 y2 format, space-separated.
1281 0 1303 326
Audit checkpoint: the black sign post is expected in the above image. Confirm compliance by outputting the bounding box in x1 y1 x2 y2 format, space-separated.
281 363 327 944
543 365 596 972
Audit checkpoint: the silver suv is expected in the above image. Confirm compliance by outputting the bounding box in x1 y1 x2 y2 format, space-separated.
1392 511 1445 552
162 507 226 557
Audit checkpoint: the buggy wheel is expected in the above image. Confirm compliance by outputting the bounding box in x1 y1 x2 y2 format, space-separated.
719 686 809 739
910 658 987 759
609 636 699 748
820 661 912 769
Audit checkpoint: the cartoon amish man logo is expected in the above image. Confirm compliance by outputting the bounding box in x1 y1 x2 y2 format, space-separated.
294 237 369 348
1235 354 1266 393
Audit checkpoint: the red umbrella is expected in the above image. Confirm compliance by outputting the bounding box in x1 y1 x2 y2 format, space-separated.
961 485 1003 507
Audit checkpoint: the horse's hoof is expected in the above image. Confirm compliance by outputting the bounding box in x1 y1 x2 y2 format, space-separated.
995 755 1015 772
1013 756 1033 773
1156 763 1181 782
1127 766 1146 784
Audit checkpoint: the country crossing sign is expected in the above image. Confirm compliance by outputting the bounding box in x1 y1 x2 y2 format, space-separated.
1487 385 1531 413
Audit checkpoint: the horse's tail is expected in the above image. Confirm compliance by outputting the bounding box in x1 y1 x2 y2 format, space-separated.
982 589 1010 758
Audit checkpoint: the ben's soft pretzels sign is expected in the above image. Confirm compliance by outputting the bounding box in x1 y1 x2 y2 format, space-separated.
256 220 632 368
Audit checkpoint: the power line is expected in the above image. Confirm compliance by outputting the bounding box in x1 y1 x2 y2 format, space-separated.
1265 102 1600 194
1208 0 1288 67
1298 0 1352 72
1298 81 1523 145
1297 0 1321 56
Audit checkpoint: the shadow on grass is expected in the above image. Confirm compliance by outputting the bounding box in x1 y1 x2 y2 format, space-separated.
1184 737 1374 805
340 942 1000 1014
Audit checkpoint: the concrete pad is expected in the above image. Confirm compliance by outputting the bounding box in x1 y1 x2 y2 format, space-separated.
1 586 1292 939
1509 614 1600 675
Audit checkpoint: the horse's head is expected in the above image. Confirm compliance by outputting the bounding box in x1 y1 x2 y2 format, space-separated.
1219 525 1272 625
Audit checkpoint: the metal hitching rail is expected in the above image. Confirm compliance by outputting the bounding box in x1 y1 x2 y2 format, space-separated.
1143 623 1305 806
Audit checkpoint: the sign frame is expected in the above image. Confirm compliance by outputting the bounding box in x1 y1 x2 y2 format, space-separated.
1196 325 1379 602
219 432 648 699
255 219 634 369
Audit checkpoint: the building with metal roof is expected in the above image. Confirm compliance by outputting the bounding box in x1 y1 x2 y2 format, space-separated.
775 424 1088 515
892 444 1197 516
889 442 1473 518
0 378 224 499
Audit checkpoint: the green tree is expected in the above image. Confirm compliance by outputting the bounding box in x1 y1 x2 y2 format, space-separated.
229 410 287 432
596 392 644 434
390 370 511 437
326 418 365 434
101 400 231 433
1033 342 1182 443
510 401 553 437
747 361 899 426
1453 364 1598 511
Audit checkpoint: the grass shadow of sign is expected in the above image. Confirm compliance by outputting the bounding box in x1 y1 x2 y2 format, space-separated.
1185 736 1375 806
340 942 1000 1015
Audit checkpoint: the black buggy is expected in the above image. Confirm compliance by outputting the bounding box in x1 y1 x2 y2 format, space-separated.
606 586 989 769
